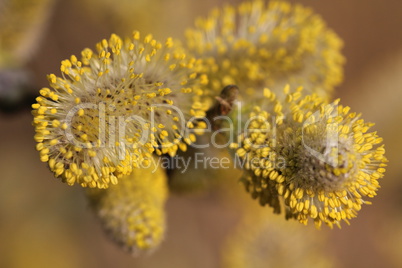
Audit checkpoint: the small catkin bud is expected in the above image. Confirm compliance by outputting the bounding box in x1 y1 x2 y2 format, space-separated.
86 156 168 255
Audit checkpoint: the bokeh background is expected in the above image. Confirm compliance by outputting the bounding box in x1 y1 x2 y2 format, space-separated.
1 0 402 267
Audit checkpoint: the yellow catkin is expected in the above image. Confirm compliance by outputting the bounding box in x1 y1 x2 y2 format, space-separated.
32 31 208 188
86 156 168 255
234 85 387 228
185 0 344 103
222 211 335 268
0 0 54 66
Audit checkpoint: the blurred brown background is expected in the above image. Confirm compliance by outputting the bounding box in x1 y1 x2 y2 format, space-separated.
1 0 402 267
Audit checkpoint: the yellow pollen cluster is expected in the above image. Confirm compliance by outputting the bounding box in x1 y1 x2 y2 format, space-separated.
185 0 344 102
231 86 387 228
32 31 208 188
87 156 168 254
